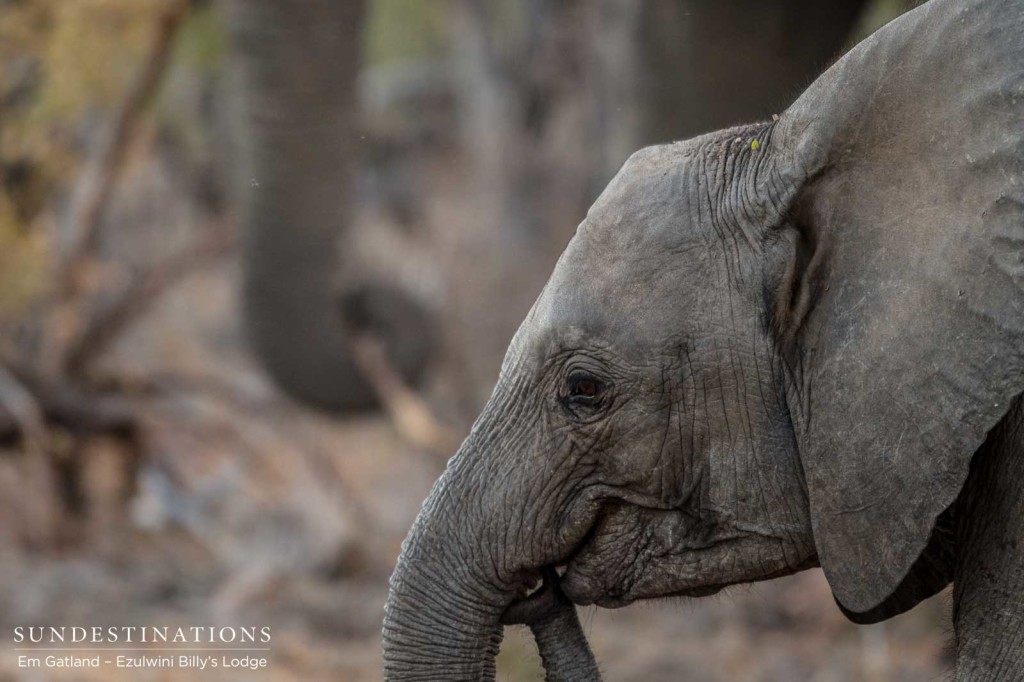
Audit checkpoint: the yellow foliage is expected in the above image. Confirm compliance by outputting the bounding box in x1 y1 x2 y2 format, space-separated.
0 197 48 315
39 0 168 120
0 0 175 313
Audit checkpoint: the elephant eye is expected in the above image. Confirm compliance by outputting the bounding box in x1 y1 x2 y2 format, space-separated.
566 371 604 405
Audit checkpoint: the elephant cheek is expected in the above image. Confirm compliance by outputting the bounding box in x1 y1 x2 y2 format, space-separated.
562 508 707 606
560 510 648 608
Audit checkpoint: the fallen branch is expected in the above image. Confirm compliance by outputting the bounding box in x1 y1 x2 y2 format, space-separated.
0 363 136 441
349 333 460 456
0 363 48 454
0 362 139 548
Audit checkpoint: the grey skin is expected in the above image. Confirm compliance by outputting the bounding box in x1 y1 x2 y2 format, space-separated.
501 568 600 682
224 0 435 412
383 0 1024 679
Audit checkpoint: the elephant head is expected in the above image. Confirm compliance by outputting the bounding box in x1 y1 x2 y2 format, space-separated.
384 0 1024 677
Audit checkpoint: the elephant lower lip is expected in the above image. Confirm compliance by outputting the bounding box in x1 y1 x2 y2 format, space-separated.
676 584 725 598
560 573 634 609
555 573 586 604
559 565 613 607
561 562 727 606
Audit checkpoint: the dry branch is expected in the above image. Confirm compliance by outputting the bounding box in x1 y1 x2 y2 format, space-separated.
63 216 234 375
58 0 190 299
37 0 191 375
349 333 460 456
0 363 136 441
0 363 48 454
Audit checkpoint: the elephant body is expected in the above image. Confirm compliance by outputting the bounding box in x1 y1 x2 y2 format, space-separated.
385 0 1024 679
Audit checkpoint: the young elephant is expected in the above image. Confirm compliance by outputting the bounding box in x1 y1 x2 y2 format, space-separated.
383 0 1024 678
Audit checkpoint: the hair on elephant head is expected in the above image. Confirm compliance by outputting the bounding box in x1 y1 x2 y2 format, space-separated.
384 0 1024 678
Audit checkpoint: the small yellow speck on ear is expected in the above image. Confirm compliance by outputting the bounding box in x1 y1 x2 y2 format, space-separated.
750 139 760 151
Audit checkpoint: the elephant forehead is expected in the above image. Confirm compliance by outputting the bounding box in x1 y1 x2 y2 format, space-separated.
509 142 717 360
523 227 707 354
581 142 706 251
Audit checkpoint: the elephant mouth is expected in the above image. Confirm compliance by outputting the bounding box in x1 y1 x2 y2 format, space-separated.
501 565 568 624
499 521 733 614
497 564 572 628
501 500 737 615
560 558 729 608
502 517 602 620
555 513 733 608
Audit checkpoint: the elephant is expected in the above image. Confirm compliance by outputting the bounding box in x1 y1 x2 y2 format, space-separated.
223 0 436 412
383 0 1024 678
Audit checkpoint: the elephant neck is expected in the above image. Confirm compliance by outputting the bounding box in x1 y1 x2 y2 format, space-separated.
953 395 1024 680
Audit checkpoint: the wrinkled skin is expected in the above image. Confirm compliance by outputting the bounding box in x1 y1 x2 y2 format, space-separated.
498 137 819 609
384 0 1024 679
501 568 600 682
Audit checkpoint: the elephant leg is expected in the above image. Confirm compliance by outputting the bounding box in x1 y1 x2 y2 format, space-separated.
953 395 1024 680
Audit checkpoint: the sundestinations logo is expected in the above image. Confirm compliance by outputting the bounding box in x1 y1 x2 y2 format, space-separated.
14 626 271 644
12 626 272 672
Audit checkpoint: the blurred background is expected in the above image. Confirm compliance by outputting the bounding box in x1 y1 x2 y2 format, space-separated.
0 0 949 680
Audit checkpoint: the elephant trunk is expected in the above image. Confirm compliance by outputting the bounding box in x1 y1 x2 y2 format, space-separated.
383 542 506 680
503 568 602 681
382 448 512 680
383 390 601 680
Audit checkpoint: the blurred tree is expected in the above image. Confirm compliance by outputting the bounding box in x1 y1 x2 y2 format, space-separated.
222 0 437 413
635 0 872 145
451 0 611 403
0 0 173 319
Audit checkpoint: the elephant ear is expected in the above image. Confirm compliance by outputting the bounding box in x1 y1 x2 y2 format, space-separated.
770 0 1024 616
